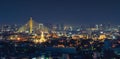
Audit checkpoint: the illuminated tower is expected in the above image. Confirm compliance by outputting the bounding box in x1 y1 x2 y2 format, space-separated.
40 31 46 42
29 17 33 33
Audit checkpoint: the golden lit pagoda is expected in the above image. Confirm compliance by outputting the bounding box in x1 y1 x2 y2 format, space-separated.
34 31 46 43
40 31 46 42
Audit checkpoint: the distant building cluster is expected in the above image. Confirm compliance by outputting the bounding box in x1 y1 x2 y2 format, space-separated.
0 17 120 59
0 18 120 42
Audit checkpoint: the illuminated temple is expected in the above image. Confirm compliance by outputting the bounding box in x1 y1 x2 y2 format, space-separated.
34 31 46 43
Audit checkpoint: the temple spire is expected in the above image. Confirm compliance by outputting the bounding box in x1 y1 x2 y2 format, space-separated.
40 31 46 42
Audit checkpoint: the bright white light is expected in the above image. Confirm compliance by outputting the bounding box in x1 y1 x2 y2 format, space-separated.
32 57 36 59
112 36 116 39
41 57 45 59
100 31 103 34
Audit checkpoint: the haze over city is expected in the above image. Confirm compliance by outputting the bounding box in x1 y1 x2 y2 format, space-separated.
0 0 120 24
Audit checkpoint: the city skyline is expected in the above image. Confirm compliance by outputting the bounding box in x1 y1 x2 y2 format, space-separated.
0 1 120 58
0 0 120 25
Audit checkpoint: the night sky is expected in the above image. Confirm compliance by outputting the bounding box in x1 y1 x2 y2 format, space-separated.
0 0 120 25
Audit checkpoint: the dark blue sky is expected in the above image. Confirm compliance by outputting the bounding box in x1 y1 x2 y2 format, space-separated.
0 0 120 25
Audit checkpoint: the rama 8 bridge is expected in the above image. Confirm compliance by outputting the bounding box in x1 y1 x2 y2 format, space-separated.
18 17 49 34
